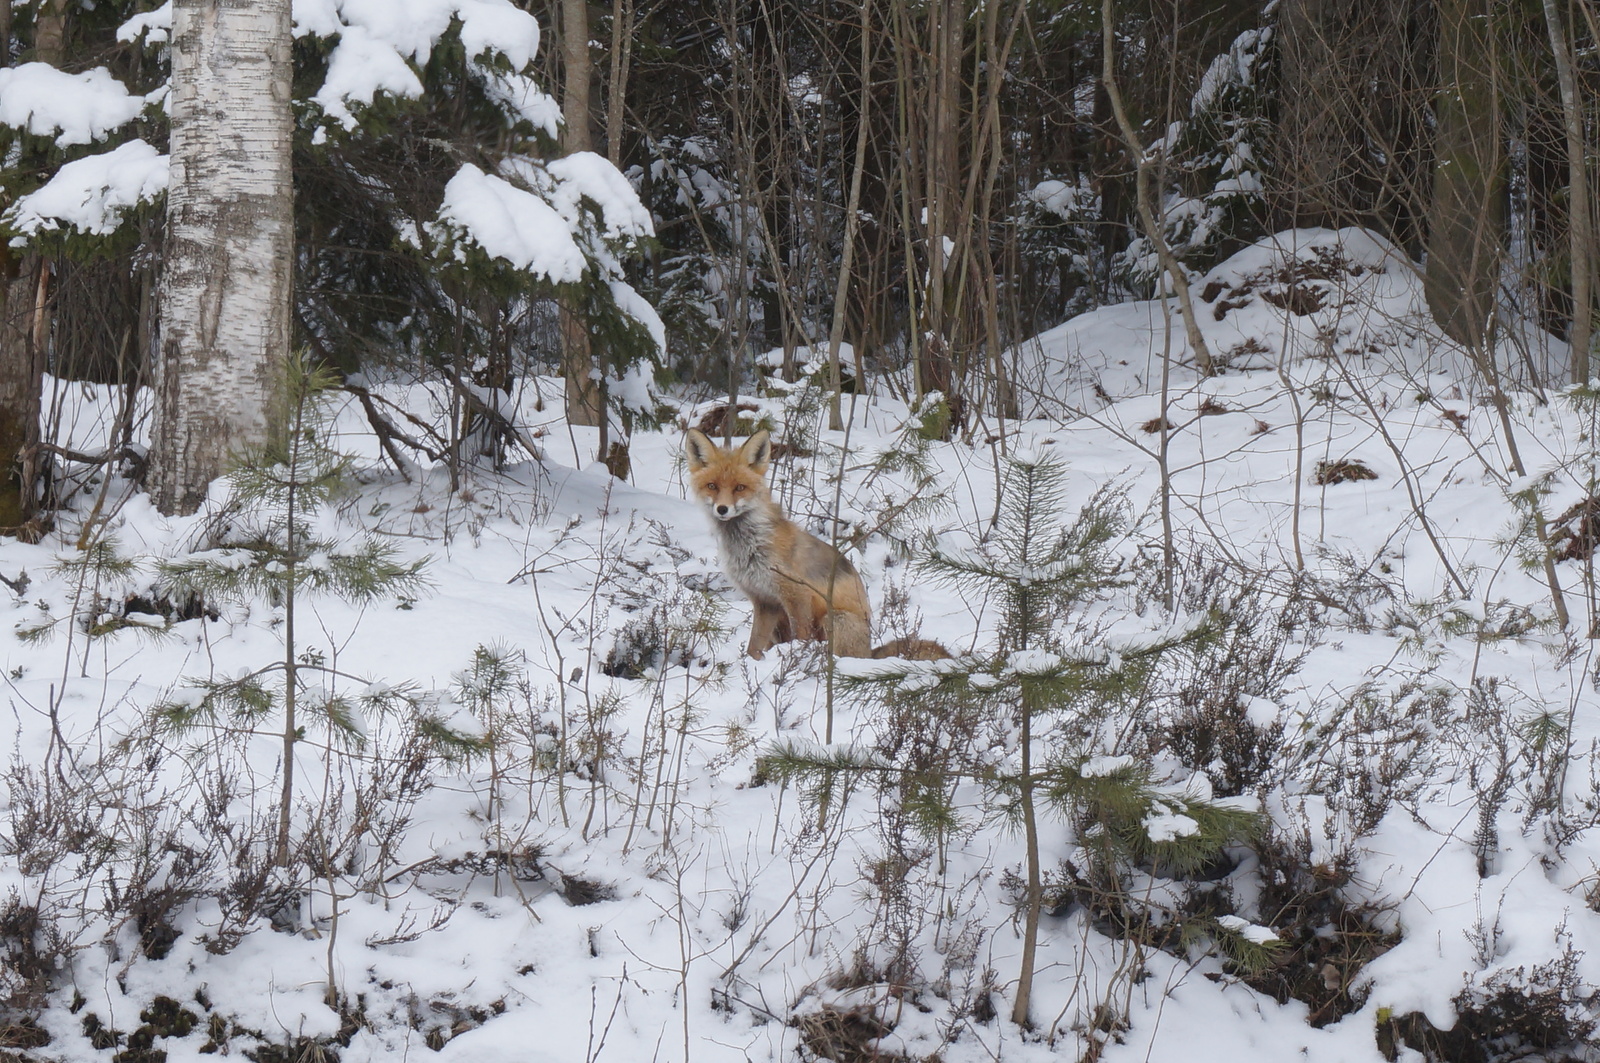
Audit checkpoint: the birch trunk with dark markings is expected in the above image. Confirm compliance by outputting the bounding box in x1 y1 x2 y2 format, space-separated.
148 0 293 516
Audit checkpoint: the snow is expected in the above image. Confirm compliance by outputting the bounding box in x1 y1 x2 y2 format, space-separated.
432 163 589 282
429 155 659 345
1080 755 1138 778
312 23 427 129
455 0 541 69
546 152 656 241
302 0 544 130
8 228 1600 1061
1216 914 1279 944
1028 176 1096 220
608 287 667 355
117 0 551 133
1005 648 1064 674
1015 226 1565 414
1242 695 1280 727
117 2 171 43
0 63 146 146
473 67 563 138
3 139 169 240
1143 806 1201 841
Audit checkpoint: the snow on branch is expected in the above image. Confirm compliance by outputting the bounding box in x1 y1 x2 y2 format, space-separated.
3 140 168 241
429 155 663 351
431 163 589 282
473 68 561 138
296 0 549 131
609 282 667 355
117 2 171 44
542 153 655 243
122 0 555 133
0 64 148 146
312 23 428 128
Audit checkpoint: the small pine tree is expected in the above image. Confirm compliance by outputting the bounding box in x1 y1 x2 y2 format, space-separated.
154 355 434 866
766 451 1260 1027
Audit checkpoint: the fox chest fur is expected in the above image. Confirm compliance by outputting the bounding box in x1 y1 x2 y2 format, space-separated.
712 503 786 606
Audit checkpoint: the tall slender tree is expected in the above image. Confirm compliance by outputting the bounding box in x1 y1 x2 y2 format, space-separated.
1425 0 1505 350
1541 0 1592 383
0 0 69 535
559 0 604 442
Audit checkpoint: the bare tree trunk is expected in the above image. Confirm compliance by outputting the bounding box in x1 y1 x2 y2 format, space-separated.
962 0 1024 423
149 0 293 516
0 0 68 536
889 0 924 396
1274 0 1380 228
30 0 66 58
0 259 44 534
1011 700 1041 1028
917 0 965 430
1542 0 1592 383
1099 0 1215 376
1425 0 1505 350
560 0 605 439
827 0 874 432
605 0 635 170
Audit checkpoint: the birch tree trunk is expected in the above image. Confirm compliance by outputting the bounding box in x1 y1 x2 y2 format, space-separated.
148 0 293 516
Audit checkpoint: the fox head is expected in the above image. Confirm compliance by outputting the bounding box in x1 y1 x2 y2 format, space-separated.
684 427 771 522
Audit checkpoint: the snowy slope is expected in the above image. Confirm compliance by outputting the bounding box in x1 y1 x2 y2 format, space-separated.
3 230 1600 1062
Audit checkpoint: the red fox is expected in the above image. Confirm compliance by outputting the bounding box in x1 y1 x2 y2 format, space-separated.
684 427 873 659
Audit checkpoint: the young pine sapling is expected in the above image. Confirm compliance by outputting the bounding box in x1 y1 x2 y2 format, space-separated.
767 451 1261 1028
154 356 436 866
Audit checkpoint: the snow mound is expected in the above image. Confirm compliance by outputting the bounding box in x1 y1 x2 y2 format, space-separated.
1015 227 1566 415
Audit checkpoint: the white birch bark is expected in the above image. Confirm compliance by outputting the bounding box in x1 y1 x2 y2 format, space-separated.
149 0 293 516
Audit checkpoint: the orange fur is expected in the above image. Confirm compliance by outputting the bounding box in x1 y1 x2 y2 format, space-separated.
684 428 872 659
869 637 953 661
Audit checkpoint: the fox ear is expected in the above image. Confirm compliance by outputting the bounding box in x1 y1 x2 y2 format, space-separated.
739 429 772 474
683 428 717 471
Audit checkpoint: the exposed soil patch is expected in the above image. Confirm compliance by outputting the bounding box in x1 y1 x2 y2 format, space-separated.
1550 495 1600 561
1313 459 1378 485
793 1003 896 1063
1242 848 1398 1028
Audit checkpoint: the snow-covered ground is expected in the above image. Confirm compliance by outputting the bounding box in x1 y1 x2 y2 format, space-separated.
5 229 1600 1062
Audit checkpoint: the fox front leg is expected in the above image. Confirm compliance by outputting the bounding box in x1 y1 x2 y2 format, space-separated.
747 599 788 659
778 580 825 645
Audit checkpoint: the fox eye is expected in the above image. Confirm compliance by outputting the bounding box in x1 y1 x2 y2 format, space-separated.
733 484 747 493
705 482 718 492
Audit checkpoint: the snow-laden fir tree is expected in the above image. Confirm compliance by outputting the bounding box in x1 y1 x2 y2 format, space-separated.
766 450 1262 1027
